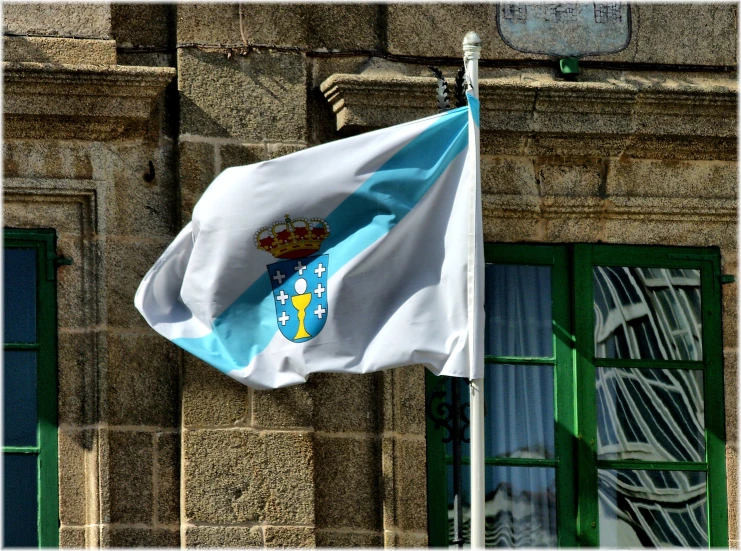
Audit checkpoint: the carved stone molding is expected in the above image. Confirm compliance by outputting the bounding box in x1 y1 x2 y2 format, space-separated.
320 72 737 160
3 62 176 140
482 194 737 222
4 177 107 323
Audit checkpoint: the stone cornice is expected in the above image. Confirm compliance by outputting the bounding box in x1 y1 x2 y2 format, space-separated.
482 194 736 221
320 73 737 159
3 62 176 140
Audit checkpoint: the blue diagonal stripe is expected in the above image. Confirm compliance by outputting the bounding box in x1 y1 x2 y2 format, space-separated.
174 105 470 373
468 94 480 127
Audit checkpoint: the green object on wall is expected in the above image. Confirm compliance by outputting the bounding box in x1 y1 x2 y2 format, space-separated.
559 57 581 75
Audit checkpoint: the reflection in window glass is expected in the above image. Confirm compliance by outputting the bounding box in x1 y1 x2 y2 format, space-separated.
3 454 39 548
446 465 557 548
486 264 552 358
3 248 37 343
597 368 704 462
3 350 38 447
599 469 707 548
594 267 702 360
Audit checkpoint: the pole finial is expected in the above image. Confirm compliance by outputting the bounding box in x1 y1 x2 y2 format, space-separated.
462 31 482 61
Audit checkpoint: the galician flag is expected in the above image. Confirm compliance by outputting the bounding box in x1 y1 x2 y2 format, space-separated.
135 94 484 390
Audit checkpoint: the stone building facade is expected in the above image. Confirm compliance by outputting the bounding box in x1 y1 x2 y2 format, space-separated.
2 2 737 548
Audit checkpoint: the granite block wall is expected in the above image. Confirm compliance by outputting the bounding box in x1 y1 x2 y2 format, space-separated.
2 2 738 547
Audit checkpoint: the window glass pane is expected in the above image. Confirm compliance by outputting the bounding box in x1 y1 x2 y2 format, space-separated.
486 365 554 459
4 248 37 343
594 267 702 360
3 351 38 447
486 264 553 358
599 469 707 547
597 368 704 462
446 465 557 547
443 367 555 460
3 454 39 548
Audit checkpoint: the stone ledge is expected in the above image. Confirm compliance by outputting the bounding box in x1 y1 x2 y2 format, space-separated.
3 36 117 65
483 194 737 222
320 72 737 159
3 62 176 140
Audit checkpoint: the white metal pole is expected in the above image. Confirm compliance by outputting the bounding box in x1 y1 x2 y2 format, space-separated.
463 31 485 549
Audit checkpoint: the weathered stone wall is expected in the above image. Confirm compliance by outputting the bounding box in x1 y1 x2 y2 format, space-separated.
4 139 181 547
4 3 179 547
4 2 112 39
2 2 738 548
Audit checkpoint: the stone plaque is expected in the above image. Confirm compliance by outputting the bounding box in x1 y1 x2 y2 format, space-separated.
497 3 631 57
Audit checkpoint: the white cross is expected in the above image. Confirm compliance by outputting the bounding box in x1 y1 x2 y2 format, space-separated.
275 290 289 305
314 283 326 298
314 304 326 319
278 311 290 326
314 263 326 278
272 270 286 285
294 261 307 275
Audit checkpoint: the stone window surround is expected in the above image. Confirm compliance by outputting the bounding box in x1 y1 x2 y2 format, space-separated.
5 178 106 546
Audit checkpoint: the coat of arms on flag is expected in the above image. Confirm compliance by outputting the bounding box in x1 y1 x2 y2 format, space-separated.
254 215 330 342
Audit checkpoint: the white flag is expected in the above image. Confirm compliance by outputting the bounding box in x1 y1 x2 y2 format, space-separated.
135 95 483 390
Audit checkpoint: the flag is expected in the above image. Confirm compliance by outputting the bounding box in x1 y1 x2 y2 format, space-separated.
135 95 483 390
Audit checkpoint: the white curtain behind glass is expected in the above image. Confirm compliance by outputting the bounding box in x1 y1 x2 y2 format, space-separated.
485 264 552 358
478 264 556 547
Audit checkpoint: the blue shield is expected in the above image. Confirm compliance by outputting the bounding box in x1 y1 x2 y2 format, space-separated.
267 255 329 343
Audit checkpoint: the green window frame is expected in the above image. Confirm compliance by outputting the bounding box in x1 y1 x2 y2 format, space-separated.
3 229 59 548
426 243 728 547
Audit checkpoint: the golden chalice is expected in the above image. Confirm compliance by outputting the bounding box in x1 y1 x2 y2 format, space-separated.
291 277 312 340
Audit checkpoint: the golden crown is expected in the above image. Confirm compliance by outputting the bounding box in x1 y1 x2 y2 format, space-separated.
254 214 331 259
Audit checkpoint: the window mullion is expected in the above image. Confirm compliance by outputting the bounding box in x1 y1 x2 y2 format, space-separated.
573 244 600 547
4 343 41 350
444 456 560 468
3 447 41 454
701 257 729 547
594 357 703 370
485 356 556 365
37 232 59 548
596 460 707 471
553 246 578 547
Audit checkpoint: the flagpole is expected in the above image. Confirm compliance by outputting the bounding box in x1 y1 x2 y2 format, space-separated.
463 31 485 549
